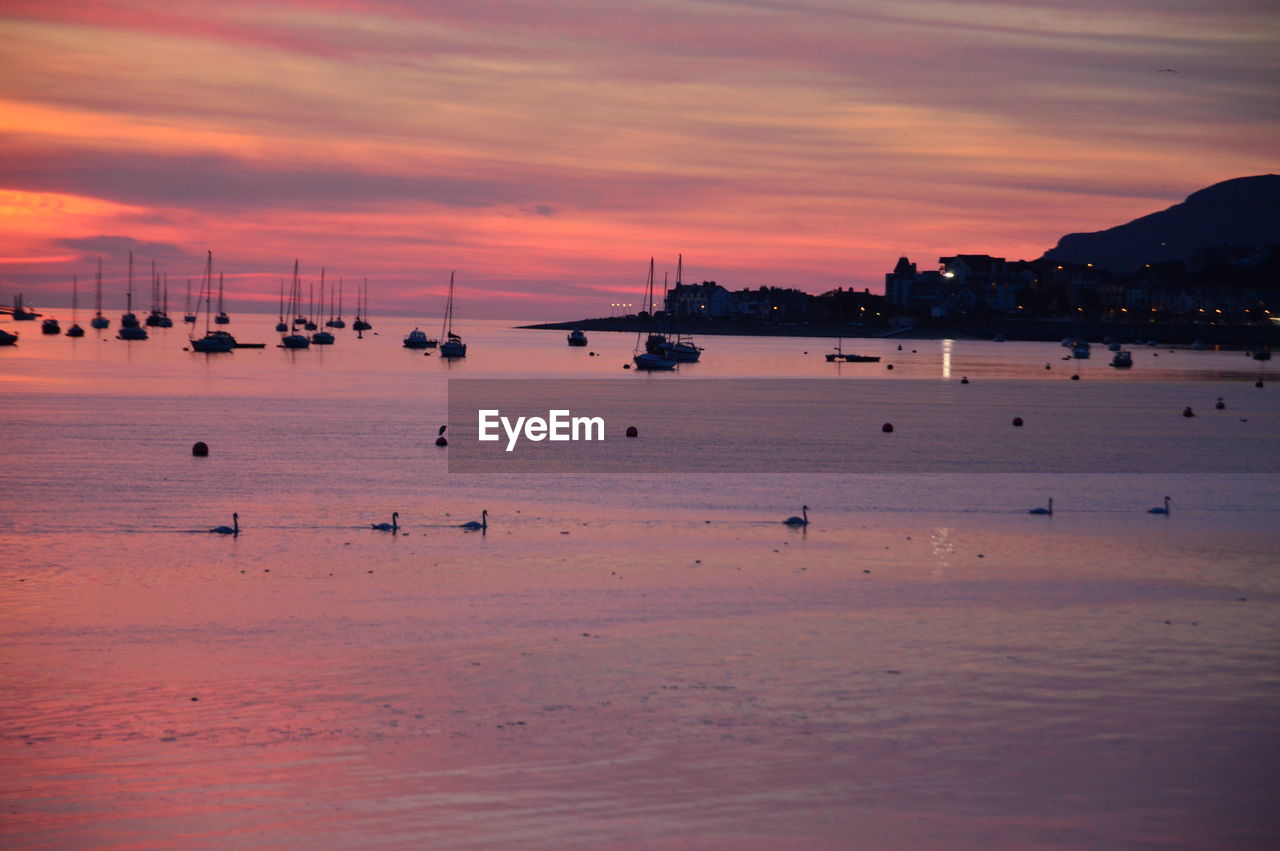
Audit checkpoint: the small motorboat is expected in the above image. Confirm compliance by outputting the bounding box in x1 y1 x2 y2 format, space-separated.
281 333 311 349
1072 341 1091 359
310 330 335 345
567 329 588 346
403 328 437 349
1109 350 1133 368
41 318 61 334
0 328 18 346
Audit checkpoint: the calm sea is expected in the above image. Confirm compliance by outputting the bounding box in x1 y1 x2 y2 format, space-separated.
2 316 1278 847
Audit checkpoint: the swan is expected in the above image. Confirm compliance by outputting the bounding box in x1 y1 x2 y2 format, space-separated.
1148 496 1171 515
783 505 809 526
210 512 239 535
1028 498 1053 516
460 510 488 530
371 512 399 531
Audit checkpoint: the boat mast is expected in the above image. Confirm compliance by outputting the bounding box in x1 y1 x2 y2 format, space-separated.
72 274 78 321
95 257 103 317
204 252 214 335
127 249 134 315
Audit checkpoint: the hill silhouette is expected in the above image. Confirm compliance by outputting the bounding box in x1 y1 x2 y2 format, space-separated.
1043 174 1280 272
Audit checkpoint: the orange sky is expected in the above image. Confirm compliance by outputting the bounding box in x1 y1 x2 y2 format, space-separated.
1 0 1276 318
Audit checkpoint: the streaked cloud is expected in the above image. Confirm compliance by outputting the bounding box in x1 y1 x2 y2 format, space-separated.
0 0 1275 316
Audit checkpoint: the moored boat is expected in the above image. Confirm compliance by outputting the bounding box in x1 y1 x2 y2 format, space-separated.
1109 350 1133 368
438 272 466 358
567 328 588 346
404 328 437 349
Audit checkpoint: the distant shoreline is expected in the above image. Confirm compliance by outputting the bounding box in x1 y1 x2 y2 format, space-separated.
519 317 1279 347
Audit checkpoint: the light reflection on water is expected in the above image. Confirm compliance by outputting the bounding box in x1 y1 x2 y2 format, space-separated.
1 315 1278 847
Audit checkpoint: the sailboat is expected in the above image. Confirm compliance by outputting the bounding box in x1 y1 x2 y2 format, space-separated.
117 250 149 339
90 257 109 329
310 269 334 344
183 277 197 323
644 255 700 362
214 273 230 324
633 258 676 371
157 274 173 326
275 278 288 332
145 260 163 326
281 260 311 349
10 293 38 320
439 271 466 358
352 279 371 331
190 251 236 352
326 279 346 328
66 274 85 337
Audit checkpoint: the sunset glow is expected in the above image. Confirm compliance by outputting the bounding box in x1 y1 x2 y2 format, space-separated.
1 0 1276 317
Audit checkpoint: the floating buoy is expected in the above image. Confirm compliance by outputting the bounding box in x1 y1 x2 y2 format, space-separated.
1045 363 1051 370
960 377 969 384
881 422 894 433
1012 417 1023 427
192 441 209 457
623 363 631 369
1071 374 1080 381
625 426 638 437
435 425 448 446
1256 380 1264 388
1215 397 1225 410
1183 406 1195 417
886 364 894 370
897 345 902 350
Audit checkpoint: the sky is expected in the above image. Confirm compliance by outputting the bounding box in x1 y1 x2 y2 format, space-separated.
1 0 1277 319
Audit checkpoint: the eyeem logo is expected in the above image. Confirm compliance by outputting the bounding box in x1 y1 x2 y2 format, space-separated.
478 409 605 452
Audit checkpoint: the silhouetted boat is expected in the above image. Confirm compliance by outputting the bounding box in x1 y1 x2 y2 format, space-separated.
310 270 335 343
633 259 675 371
281 260 311 348
404 328 436 349
189 251 236 352
214 272 230 324
120 251 143 331
352 278 372 331
10 294 38 320
439 272 466 358
66 274 84 337
0 328 16 345
1071 341 1091 359
326 277 346 328
567 328 587 346
1109 350 1133 368
90 258 109 328
42 318 60 334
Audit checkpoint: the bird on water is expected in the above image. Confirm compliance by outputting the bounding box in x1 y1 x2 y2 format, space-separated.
460 510 488 530
1149 496 1171 515
783 506 810 526
1029 498 1053 516
210 513 239 535
372 512 399 531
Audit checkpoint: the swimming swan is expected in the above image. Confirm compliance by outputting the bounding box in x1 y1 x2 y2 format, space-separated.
783 505 809 526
